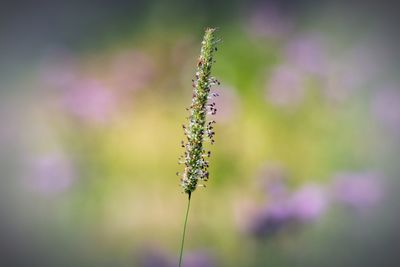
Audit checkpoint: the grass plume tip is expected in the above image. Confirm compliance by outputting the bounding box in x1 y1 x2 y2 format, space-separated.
178 27 220 196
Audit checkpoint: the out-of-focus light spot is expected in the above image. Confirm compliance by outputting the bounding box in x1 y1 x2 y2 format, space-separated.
284 33 328 76
137 247 173 267
26 153 75 195
137 247 215 267
257 163 289 201
289 184 328 223
181 250 216 267
372 87 400 133
246 4 292 40
323 44 381 104
265 65 305 108
61 79 117 124
109 50 155 92
246 202 294 239
332 172 383 210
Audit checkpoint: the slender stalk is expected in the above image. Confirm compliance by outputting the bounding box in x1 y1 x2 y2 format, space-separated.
178 193 192 267
177 28 219 267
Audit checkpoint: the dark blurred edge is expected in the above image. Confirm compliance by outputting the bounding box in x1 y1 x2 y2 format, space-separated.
1 0 400 67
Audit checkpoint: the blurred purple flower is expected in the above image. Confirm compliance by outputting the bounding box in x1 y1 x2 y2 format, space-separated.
265 65 305 108
238 182 329 240
61 79 117 124
211 85 240 123
247 4 292 39
289 184 328 223
110 50 155 92
372 87 400 133
257 163 289 200
181 251 216 267
241 184 328 239
284 34 327 76
138 248 215 267
246 202 293 239
137 248 173 267
332 172 383 210
27 153 75 195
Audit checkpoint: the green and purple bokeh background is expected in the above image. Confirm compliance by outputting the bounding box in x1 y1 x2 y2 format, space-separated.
1 0 400 266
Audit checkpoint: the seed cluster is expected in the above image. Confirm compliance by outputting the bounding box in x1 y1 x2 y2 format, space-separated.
178 28 220 196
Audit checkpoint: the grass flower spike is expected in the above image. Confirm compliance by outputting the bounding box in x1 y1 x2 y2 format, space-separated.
179 27 220 197
178 28 220 267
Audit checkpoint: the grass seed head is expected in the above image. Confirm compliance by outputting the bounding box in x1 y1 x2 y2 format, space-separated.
179 28 220 195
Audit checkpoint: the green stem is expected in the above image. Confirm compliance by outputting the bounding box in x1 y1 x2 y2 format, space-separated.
178 193 192 267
